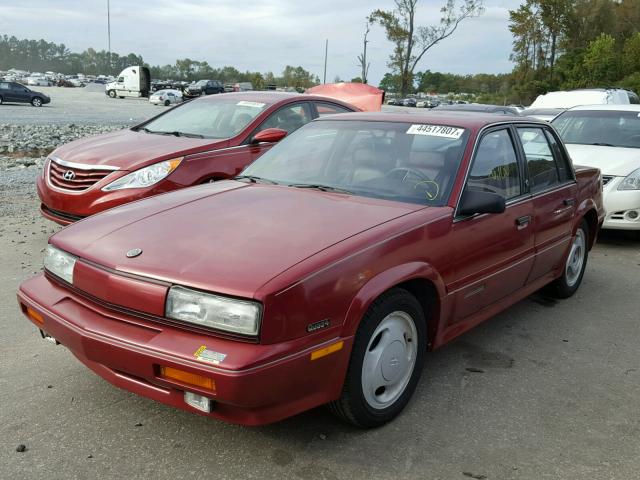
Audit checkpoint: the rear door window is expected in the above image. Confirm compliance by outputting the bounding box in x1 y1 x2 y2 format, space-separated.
315 102 352 117
517 127 560 192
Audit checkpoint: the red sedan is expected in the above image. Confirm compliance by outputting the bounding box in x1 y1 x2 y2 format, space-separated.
37 91 361 224
19 112 603 427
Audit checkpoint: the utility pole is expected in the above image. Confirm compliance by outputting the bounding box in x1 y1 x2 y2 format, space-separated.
107 0 111 72
323 39 328 84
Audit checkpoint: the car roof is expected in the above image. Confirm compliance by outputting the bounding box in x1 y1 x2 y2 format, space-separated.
566 104 640 112
198 91 356 108
314 110 547 129
434 104 519 114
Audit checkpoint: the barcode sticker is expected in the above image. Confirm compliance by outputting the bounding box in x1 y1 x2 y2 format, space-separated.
406 124 465 139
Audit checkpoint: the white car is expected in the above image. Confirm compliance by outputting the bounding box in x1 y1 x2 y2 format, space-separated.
552 105 640 231
149 89 183 106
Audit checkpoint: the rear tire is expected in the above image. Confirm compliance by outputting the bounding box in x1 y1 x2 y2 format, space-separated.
328 288 426 428
0 95 3 105
546 219 589 298
31 97 43 107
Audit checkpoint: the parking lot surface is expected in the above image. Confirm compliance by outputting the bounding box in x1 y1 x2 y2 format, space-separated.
1 164 639 479
1 84 163 125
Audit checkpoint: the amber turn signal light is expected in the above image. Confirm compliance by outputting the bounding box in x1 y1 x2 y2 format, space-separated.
310 340 344 361
27 307 44 324
160 366 215 391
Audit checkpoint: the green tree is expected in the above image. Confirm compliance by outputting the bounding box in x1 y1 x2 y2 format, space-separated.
582 33 620 85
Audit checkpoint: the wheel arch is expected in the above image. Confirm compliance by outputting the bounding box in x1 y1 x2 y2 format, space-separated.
341 262 445 350
581 207 599 250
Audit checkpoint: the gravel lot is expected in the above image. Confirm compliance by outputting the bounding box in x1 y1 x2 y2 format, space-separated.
1 89 640 480
0 83 161 125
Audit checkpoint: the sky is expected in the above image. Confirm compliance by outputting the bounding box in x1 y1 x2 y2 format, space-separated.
0 0 523 84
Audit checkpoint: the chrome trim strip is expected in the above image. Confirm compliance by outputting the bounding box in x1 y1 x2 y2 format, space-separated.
50 156 119 171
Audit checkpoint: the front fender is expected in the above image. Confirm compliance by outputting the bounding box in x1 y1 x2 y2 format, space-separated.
341 262 446 338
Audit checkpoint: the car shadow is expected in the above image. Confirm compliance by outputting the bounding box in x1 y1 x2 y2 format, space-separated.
595 229 639 248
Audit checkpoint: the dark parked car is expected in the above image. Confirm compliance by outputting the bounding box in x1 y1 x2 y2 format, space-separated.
434 103 520 116
402 98 417 107
0 81 50 107
185 80 224 97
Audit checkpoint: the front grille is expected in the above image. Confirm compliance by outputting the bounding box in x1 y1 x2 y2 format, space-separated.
602 175 614 186
48 159 114 191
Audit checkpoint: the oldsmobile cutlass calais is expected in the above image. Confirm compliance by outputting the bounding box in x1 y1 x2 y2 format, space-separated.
18 112 604 427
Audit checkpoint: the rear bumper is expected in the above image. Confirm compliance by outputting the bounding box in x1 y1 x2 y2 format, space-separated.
17 274 352 425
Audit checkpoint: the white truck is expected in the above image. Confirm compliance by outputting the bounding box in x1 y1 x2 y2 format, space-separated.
106 66 151 99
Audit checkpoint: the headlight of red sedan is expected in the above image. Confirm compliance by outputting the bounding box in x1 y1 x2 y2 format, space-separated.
102 157 182 191
166 285 262 336
44 244 77 284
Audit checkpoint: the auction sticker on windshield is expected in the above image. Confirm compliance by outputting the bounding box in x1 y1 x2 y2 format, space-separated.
406 124 465 139
237 101 265 108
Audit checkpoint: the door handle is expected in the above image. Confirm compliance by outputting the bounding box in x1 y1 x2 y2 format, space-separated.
563 198 575 206
516 215 532 228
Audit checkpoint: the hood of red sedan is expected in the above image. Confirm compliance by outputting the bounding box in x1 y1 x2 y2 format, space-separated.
51 129 228 171
52 181 425 299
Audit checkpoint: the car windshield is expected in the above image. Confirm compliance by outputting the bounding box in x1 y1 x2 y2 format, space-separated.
552 110 640 148
241 120 469 206
195 80 207 86
141 97 268 138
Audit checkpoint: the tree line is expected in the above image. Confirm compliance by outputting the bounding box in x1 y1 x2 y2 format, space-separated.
508 0 640 103
372 0 640 104
0 35 319 89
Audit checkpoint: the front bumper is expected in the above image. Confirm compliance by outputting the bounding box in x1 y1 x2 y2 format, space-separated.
17 274 352 425
602 177 640 230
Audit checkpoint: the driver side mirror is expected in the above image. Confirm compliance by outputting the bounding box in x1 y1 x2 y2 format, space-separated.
458 189 506 216
251 128 288 144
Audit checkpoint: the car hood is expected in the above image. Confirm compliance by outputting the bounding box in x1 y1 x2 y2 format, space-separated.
565 144 640 176
52 182 424 299
51 129 227 171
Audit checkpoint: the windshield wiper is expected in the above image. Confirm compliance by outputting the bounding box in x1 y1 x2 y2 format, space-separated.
234 175 278 184
288 183 353 195
159 131 204 138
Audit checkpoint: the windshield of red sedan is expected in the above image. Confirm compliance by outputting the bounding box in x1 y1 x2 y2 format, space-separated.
140 97 268 138
553 110 640 148
241 120 469 206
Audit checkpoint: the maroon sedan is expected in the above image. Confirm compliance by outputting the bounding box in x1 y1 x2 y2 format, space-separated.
19 112 603 427
37 91 359 224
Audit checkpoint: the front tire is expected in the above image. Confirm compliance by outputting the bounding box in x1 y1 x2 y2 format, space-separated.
329 288 426 428
164 99 170 106
31 97 43 107
0 95 3 105
108 90 116 98
547 219 589 298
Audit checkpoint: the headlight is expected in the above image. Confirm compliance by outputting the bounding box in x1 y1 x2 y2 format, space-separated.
102 157 182 191
44 245 77 284
166 286 262 336
618 168 640 191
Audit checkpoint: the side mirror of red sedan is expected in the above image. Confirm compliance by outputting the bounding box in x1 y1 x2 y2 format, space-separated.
458 189 506 216
251 128 288 144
